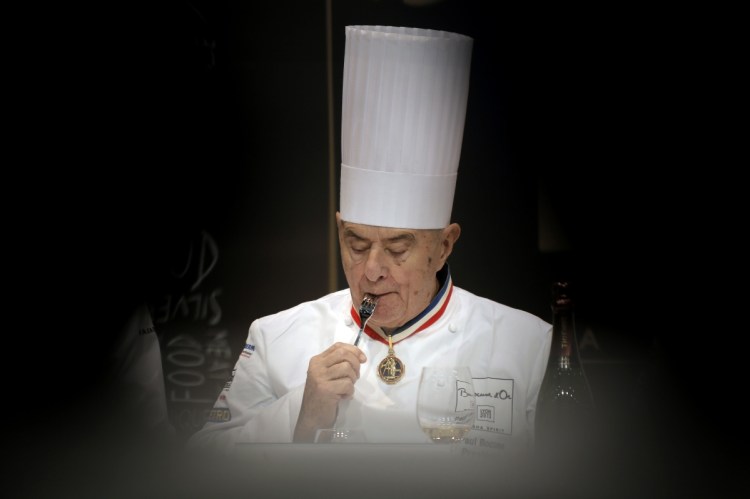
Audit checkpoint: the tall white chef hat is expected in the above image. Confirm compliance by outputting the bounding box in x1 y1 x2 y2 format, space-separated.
340 26 473 229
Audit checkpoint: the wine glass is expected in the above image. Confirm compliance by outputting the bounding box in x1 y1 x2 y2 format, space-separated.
417 366 476 443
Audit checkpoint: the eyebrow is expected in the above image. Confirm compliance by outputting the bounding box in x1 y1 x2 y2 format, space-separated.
343 228 416 244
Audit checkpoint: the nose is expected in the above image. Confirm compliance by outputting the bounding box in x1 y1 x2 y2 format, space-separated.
364 247 388 282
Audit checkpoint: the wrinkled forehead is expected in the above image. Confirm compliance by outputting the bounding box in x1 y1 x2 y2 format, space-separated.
340 220 439 242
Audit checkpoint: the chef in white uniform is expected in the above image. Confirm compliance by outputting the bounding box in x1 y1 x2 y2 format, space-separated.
189 26 552 458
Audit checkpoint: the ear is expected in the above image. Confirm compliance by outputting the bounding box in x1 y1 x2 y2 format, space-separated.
336 211 343 236
438 223 461 265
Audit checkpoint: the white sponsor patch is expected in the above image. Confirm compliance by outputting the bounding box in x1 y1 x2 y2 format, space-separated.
471 377 513 435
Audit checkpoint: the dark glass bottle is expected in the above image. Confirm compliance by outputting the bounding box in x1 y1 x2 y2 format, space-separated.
535 281 596 457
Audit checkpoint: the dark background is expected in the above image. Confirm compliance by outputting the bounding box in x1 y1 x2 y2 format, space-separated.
8 1 743 497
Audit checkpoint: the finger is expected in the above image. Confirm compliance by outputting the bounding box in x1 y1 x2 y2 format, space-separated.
323 342 367 364
308 355 360 385
308 349 358 373
325 361 360 385
302 366 357 402
307 357 360 386
321 343 366 371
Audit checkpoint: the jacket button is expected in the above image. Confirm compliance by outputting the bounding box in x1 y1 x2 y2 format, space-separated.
449 323 458 333
344 316 353 326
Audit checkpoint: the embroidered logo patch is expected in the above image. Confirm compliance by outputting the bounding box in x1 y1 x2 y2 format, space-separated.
240 343 256 358
138 325 156 336
223 368 237 391
207 407 232 423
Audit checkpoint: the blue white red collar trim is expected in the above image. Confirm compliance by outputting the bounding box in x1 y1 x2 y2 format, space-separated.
350 266 453 345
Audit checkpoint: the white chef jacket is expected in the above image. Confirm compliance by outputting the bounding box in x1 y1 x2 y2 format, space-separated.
189 277 552 457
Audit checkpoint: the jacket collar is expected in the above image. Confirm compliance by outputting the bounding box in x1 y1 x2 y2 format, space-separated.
350 265 453 345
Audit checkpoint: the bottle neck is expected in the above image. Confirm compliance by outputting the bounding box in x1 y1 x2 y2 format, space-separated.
551 309 580 370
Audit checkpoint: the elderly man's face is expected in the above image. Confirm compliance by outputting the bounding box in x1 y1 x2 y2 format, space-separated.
336 212 459 330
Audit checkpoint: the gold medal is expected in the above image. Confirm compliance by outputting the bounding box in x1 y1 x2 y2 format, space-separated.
377 334 405 384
